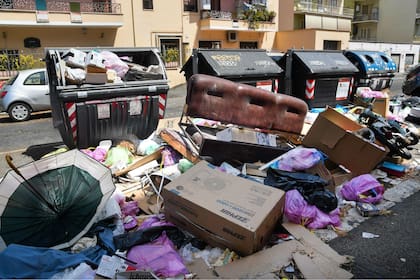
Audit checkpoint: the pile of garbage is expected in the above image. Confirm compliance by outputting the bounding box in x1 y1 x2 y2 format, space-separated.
60 48 164 85
0 77 419 279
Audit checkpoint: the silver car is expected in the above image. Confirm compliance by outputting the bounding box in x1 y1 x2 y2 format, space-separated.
0 68 50 121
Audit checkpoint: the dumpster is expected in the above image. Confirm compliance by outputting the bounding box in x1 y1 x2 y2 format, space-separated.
45 47 169 149
181 48 283 92
277 49 359 109
344 50 397 98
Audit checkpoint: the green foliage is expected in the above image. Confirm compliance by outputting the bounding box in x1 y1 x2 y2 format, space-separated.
239 6 276 29
164 48 179 63
0 53 45 71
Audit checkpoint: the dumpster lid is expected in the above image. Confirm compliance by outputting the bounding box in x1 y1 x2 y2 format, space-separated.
344 50 397 74
181 49 283 78
287 50 358 74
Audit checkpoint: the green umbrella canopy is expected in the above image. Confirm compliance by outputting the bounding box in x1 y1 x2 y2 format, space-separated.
0 149 115 251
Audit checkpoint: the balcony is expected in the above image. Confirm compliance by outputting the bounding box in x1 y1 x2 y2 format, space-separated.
294 0 353 19
200 9 276 32
353 13 379 23
0 0 121 14
0 0 123 27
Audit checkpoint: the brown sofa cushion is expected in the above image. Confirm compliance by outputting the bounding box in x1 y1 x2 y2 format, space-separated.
186 74 308 134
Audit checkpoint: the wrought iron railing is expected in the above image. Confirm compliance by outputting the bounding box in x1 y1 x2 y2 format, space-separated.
0 0 121 14
294 0 354 18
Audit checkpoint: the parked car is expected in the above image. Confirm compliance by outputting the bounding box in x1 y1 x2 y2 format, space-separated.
402 64 420 96
0 68 50 121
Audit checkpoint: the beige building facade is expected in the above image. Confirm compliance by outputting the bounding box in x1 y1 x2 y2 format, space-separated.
0 0 354 86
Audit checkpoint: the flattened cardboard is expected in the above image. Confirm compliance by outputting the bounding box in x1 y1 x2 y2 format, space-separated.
302 107 389 175
216 127 277 147
162 161 285 256
213 223 353 279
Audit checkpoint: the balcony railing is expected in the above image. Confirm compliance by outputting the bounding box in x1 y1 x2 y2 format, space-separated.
294 0 353 18
0 0 121 14
201 10 233 20
353 13 379 22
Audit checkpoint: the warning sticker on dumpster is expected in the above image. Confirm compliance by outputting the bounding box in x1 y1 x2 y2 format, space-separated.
97 103 110 119
256 80 272 92
335 78 350 100
130 100 142 115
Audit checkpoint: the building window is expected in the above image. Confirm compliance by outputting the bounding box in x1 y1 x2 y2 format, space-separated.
330 0 338 7
240 42 258 49
143 0 153 10
323 40 340 50
199 41 221 49
184 0 197 12
160 37 181 68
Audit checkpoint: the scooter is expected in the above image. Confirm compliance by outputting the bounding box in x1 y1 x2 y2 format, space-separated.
358 106 419 160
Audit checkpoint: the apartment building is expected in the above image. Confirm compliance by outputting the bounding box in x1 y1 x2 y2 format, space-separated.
349 0 420 72
0 0 417 83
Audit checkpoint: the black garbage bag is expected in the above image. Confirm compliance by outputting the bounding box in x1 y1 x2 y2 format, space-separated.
113 225 186 251
264 168 337 213
264 168 328 193
305 189 338 213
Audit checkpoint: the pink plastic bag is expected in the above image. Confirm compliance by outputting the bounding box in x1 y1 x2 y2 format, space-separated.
284 189 317 226
284 189 341 229
101 50 129 78
127 232 188 278
341 174 384 204
272 146 323 172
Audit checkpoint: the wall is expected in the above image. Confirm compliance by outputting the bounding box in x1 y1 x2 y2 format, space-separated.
278 0 294 31
129 0 183 47
376 0 417 43
274 29 349 51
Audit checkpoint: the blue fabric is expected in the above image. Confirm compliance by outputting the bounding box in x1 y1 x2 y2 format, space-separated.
0 227 115 279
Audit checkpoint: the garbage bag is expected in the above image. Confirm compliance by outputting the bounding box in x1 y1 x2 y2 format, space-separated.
127 232 189 278
284 189 317 226
284 190 341 230
113 225 186 251
305 189 338 213
270 146 324 172
341 174 384 204
307 207 341 230
264 168 328 192
265 168 337 213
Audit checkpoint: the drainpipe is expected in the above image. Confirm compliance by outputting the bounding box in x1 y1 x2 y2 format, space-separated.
131 0 137 46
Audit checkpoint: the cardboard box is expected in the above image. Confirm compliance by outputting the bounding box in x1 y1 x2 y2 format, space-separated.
372 96 389 117
85 73 107 84
302 107 389 176
216 127 277 147
162 161 285 256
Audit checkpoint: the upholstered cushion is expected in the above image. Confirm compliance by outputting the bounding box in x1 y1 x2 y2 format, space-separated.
186 74 308 134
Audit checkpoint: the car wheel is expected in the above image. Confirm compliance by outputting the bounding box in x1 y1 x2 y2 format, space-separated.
8 102 31 122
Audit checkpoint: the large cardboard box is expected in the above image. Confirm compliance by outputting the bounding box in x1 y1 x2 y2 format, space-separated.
302 107 389 176
162 161 285 256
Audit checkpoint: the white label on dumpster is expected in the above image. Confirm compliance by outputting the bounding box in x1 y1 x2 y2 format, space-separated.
77 91 88 98
336 78 350 100
130 100 142 115
97 103 110 119
256 80 273 92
